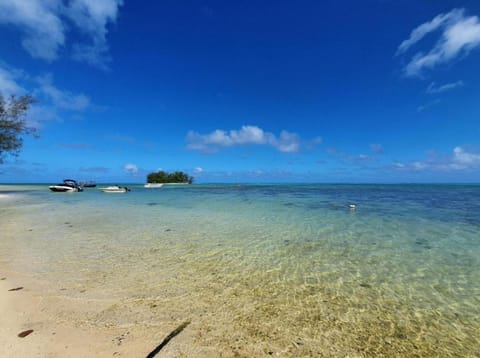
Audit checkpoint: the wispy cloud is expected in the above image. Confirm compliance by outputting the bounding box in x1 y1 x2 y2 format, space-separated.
394 146 480 172
417 99 441 112
0 64 95 129
327 144 384 165
186 125 313 153
0 64 26 95
66 0 123 69
36 74 91 111
0 0 122 68
124 163 139 174
0 1 65 62
452 146 480 169
192 168 299 182
354 154 372 162
33 74 93 125
397 8 480 77
426 80 464 94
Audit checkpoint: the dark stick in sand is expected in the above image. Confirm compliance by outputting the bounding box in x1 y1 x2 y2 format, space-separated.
18 329 34 338
8 287 23 291
145 321 190 358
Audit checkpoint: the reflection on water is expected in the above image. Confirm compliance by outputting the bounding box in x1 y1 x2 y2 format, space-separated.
1 184 479 356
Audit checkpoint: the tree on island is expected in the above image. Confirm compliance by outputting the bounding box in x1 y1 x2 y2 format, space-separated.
0 93 36 164
147 170 194 184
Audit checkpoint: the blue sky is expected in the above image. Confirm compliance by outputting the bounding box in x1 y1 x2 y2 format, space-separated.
1 0 480 183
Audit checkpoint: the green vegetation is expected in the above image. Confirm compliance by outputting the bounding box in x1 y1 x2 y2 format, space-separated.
147 170 194 184
0 94 36 163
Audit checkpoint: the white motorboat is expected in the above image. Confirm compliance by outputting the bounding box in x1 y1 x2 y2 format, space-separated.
144 183 164 188
49 179 83 192
100 185 130 193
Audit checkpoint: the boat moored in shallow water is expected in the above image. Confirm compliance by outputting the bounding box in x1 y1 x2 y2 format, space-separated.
49 179 83 192
144 183 164 188
80 181 96 188
100 185 130 193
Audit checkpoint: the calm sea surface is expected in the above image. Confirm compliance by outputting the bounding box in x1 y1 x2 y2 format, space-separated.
1 184 479 356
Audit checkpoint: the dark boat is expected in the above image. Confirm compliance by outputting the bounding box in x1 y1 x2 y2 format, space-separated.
80 181 97 188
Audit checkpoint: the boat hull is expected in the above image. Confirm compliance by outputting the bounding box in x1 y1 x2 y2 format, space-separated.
101 189 128 193
49 186 78 192
144 183 164 188
100 186 130 193
49 179 83 192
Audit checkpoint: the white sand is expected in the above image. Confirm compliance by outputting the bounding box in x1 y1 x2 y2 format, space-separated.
0 272 195 357
0 273 107 357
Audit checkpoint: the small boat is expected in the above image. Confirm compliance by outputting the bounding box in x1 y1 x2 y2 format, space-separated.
100 185 130 193
144 183 164 188
80 181 96 188
49 179 83 192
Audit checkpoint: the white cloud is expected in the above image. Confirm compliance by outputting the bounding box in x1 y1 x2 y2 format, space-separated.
327 145 383 166
397 10 462 55
0 67 94 128
26 105 58 130
426 80 464 94
36 74 91 111
186 125 306 153
0 63 93 129
0 65 25 95
66 0 123 69
417 99 441 112
0 0 65 62
274 131 301 153
0 0 122 68
124 163 138 174
452 146 480 168
397 8 480 77
193 167 204 174
394 146 480 172
356 154 370 161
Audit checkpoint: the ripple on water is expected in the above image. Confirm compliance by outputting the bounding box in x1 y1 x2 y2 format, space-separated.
1 184 479 356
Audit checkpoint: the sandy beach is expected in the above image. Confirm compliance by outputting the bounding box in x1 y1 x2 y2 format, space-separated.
0 270 195 357
0 270 114 357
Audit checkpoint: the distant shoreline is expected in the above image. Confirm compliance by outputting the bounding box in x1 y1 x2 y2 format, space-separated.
2 182 480 186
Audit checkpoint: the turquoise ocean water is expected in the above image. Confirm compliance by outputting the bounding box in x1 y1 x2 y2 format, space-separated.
1 184 479 356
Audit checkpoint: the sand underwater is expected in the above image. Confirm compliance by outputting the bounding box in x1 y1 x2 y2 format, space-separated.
1 184 479 357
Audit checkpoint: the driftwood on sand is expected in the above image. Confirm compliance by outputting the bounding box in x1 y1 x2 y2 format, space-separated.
17 329 34 338
145 321 190 358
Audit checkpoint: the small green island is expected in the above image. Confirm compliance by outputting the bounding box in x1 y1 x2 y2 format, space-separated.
146 170 194 184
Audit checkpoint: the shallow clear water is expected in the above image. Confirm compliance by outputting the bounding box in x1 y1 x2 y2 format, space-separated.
1 184 479 356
